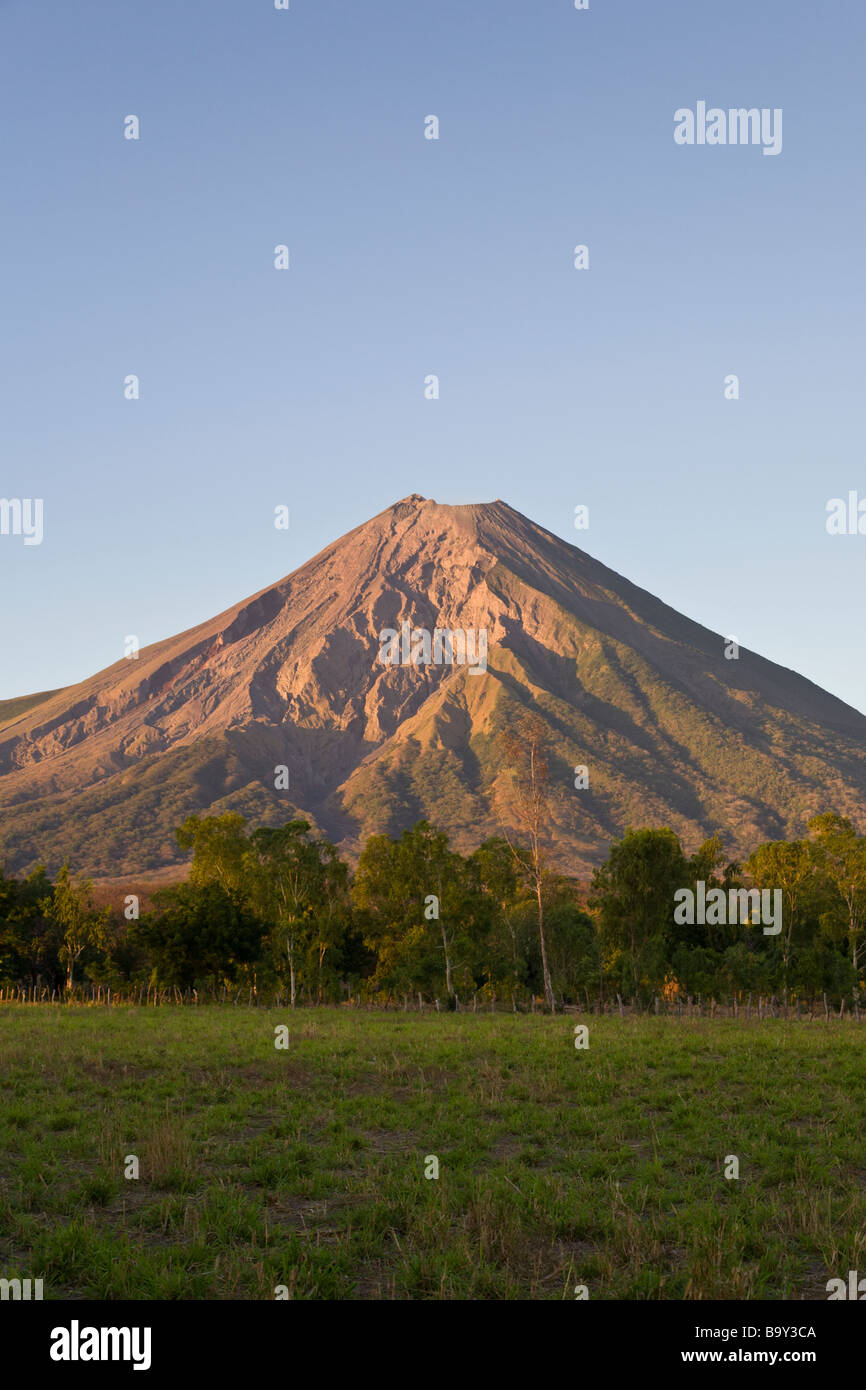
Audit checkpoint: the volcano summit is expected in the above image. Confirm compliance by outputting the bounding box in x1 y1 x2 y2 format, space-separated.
1 495 864 879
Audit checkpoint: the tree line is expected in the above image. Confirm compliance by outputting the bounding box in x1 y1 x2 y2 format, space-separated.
1 808 863 1011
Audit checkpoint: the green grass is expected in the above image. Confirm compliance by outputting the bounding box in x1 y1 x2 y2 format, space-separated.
0 1005 863 1300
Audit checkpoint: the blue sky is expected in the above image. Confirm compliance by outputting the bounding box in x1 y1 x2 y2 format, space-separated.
2 0 865 712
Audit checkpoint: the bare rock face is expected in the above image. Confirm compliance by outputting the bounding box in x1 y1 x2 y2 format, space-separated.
2 495 865 878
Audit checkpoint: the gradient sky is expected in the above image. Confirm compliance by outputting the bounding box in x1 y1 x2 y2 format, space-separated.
2 1 865 712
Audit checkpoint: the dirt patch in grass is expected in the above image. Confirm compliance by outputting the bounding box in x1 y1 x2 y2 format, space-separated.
355 1128 417 1155
266 1193 372 1230
341 1077 386 1098
489 1136 524 1162
799 1262 833 1300
79 1061 160 1082
352 1259 395 1300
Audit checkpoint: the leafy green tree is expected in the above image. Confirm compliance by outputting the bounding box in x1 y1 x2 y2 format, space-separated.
175 813 251 893
540 887 599 1005
354 821 490 1004
808 814 866 997
249 820 348 1006
683 835 743 952
747 838 815 996
305 840 351 1003
471 837 525 1005
789 939 855 1003
720 940 773 998
0 864 59 988
53 863 109 992
670 944 721 998
590 827 688 998
85 904 151 990
134 881 264 990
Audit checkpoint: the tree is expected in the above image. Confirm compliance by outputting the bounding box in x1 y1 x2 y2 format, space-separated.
52 863 108 992
684 835 742 952
540 881 599 1005
0 864 59 988
353 821 486 1005
807 814 866 999
590 827 688 998
308 839 351 1003
499 717 558 1012
249 821 347 1007
175 813 251 893
471 837 524 1006
134 881 264 989
746 838 814 997
411 823 463 1005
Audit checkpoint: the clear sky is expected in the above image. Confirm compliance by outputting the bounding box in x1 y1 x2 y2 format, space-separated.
2 0 865 712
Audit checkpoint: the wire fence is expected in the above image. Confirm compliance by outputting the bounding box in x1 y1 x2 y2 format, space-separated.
0 982 860 1021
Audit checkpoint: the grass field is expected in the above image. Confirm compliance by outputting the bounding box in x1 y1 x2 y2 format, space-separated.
0 1005 863 1300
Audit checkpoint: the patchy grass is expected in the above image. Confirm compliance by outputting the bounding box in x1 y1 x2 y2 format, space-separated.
0 1005 863 1300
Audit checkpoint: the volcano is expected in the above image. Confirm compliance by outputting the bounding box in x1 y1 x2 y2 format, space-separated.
2 494 865 879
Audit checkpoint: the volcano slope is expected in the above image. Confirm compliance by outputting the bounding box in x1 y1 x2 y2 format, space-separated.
2 494 865 878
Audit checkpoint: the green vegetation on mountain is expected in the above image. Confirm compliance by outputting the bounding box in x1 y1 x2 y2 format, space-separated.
0 689 62 728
